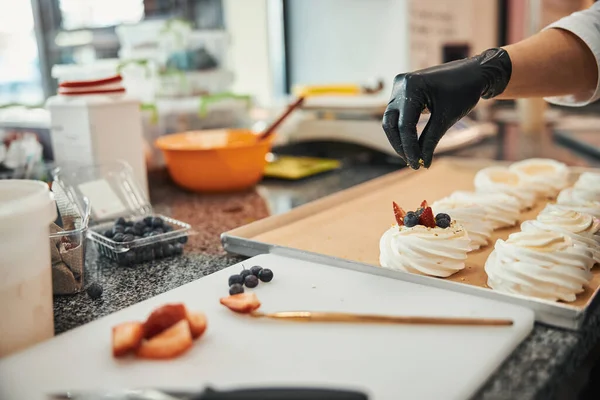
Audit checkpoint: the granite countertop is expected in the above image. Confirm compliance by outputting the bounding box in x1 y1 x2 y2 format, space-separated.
54 116 600 400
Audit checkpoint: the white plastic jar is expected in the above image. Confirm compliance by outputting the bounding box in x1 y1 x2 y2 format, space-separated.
46 65 149 199
0 180 57 357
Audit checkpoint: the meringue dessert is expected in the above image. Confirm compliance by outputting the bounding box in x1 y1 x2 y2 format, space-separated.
474 166 537 210
509 158 569 198
485 230 594 302
442 191 521 230
379 201 471 278
521 204 600 264
556 188 600 218
431 198 493 251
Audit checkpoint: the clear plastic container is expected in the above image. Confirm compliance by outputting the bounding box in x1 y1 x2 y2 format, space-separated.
53 161 191 266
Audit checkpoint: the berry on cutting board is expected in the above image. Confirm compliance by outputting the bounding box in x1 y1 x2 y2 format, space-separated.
240 269 252 281
244 275 259 288
228 274 244 286
229 283 244 295
86 282 103 299
250 265 263 276
258 268 274 282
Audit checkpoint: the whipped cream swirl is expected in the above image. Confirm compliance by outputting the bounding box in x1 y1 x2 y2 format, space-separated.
379 221 471 278
521 204 600 263
509 158 569 198
445 191 520 229
474 166 537 209
431 199 493 250
556 188 600 218
485 230 594 302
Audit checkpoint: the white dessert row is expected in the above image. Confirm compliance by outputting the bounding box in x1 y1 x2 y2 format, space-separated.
379 158 600 303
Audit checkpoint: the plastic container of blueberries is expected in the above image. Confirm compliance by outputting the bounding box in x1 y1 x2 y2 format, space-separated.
52 161 192 266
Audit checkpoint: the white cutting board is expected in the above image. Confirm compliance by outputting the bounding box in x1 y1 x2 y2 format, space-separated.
0 254 534 400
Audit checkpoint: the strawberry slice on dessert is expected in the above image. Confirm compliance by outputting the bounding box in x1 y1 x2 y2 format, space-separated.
136 320 193 359
393 201 406 226
418 206 436 228
220 292 261 314
186 311 208 339
420 200 429 208
112 322 144 357
142 303 187 339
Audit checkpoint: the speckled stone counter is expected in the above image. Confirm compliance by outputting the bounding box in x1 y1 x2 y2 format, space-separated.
54 119 600 400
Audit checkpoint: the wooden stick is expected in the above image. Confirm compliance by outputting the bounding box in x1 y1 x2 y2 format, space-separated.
250 311 513 327
257 97 305 142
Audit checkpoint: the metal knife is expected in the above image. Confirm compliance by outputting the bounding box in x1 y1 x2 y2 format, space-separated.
48 387 369 400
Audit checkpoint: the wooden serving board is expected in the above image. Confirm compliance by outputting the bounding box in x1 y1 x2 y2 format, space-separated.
223 157 600 328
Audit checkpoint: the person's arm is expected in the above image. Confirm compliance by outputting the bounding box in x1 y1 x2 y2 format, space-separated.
500 9 600 102
382 3 600 170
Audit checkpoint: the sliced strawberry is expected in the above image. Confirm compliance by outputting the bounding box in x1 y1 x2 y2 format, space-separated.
220 292 261 314
419 206 436 228
112 322 144 357
420 200 429 208
393 202 406 226
143 303 187 339
136 320 193 360
186 311 208 339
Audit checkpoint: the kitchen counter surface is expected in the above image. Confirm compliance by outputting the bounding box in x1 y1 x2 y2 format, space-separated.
54 118 600 400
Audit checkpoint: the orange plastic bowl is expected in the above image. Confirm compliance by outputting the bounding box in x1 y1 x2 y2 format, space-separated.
155 129 274 192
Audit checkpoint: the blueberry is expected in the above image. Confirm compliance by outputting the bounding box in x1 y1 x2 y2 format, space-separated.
103 229 114 238
154 245 164 258
124 227 135 235
116 217 126 226
153 228 164 235
404 211 419 227
163 243 174 257
143 232 152 238
229 283 244 295
415 208 424 217
173 243 184 255
240 269 252 281
258 268 274 282
122 234 135 242
112 233 125 242
143 226 153 234
164 225 174 233
151 217 164 228
178 235 188 244
435 214 451 229
250 265 263 276
244 274 259 288
112 225 125 234
86 282 103 299
144 249 154 262
133 222 145 236
143 216 154 227
229 274 244 286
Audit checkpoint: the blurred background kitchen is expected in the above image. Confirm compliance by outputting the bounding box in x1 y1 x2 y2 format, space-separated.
0 0 599 187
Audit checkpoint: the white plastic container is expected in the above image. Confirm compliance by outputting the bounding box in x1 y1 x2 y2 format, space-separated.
0 180 57 358
46 66 149 199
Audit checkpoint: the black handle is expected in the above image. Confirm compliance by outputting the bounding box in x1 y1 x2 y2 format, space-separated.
195 387 368 400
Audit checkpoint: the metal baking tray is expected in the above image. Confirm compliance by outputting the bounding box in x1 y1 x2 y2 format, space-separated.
221 157 600 330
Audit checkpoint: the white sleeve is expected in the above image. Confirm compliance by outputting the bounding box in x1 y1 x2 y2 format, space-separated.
543 2 600 107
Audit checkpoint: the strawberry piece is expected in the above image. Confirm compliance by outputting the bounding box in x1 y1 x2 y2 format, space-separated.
186 311 208 339
420 200 429 208
419 206 436 228
136 320 193 360
143 303 187 339
393 202 406 226
220 292 261 314
112 322 144 358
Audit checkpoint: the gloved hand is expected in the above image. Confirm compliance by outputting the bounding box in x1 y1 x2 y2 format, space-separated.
382 48 512 169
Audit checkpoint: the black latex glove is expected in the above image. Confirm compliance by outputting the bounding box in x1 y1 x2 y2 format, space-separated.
382 47 512 169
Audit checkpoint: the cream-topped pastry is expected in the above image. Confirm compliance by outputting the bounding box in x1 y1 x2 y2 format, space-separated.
556 188 600 218
379 221 471 278
444 191 520 229
508 158 569 198
474 166 537 209
485 230 594 302
379 201 471 278
521 204 600 263
431 198 493 251
574 172 600 190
